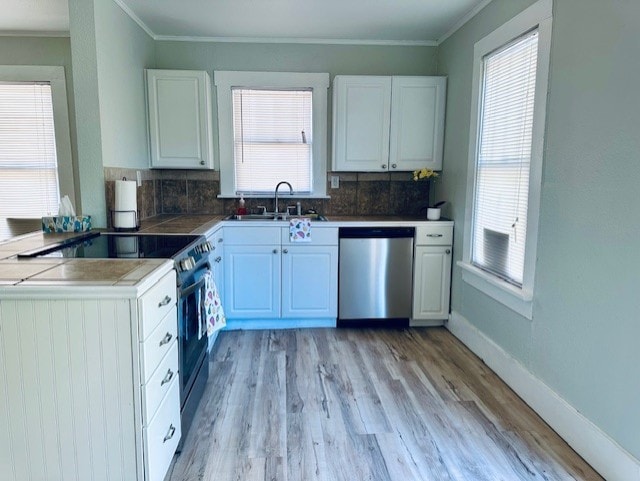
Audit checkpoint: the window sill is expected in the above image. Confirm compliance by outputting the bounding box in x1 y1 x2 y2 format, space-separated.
457 261 533 320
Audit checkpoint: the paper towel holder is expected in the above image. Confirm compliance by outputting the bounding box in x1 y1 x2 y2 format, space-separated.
110 209 140 232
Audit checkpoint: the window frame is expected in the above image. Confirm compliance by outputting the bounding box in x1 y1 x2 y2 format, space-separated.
0 65 76 207
459 0 553 320
214 71 330 198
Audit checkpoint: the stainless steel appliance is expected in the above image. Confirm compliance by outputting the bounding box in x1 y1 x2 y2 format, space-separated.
18 232 214 450
338 227 415 326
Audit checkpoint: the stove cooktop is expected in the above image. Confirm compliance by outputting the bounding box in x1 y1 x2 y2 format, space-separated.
18 232 203 260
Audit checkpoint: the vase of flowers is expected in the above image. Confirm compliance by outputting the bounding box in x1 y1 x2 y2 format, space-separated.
413 168 442 219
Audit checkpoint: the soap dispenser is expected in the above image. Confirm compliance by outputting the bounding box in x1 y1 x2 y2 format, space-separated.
237 195 247 215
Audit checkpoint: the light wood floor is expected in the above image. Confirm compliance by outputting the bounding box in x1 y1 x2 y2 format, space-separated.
166 328 603 480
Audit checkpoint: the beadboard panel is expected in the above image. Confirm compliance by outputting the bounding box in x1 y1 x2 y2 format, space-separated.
0 298 139 481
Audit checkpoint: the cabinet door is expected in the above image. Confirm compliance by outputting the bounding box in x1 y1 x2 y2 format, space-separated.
223 245 280 318
412 245 452 320
333 76 391 171
147 69 214 169
389 76 446 171
281 245 338 318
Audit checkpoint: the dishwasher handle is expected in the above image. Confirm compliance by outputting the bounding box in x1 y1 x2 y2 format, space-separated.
339 227 415 239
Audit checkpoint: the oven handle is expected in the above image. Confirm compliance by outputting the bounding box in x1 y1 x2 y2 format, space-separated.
179 276 206 298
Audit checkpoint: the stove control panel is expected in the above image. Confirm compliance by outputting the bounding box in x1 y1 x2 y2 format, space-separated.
193 241 213 255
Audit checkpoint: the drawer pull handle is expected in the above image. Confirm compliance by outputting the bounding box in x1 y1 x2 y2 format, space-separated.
159 332 173 346
161 369 174 386
427 234 443 237
163 424 176 443
158 295 172 307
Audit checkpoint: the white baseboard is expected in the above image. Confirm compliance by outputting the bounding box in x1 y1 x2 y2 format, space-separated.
447 311 640 481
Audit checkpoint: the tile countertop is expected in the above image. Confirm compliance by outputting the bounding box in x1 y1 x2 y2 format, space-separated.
0 214 451 286
0 231 171 287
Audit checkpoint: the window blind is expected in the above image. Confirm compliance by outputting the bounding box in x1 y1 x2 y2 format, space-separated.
471 30 539 286
232 88 312 194
0 82 59 241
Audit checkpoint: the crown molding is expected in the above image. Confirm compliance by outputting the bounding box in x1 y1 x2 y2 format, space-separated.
437 0 493 45
112 0 155 40
154 35 437 47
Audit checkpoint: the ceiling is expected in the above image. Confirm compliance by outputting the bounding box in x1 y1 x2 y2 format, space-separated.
0 0 490 44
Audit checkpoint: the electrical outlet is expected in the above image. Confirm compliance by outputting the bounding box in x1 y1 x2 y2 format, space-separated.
330 175 340 189
136 170 142 187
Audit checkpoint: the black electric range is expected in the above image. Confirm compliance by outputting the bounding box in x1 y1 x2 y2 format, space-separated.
17 232 205 261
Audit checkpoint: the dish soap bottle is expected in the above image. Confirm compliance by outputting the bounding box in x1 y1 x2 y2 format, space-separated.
237 195 247 215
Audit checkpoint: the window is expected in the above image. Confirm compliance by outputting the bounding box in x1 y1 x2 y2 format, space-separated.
215 71 329 198
232 88 312 194
0 66 74 241
460 0 552 319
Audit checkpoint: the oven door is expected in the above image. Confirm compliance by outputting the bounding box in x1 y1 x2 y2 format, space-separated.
177 265 210 408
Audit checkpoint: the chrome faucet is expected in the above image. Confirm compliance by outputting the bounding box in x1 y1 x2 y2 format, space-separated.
274 181 293 215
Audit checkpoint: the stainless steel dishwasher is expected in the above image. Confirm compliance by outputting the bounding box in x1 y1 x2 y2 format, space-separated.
338 227 415 326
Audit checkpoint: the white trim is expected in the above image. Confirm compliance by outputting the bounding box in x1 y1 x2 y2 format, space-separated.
447 311 640 481
437 0 494 45
461 0 552 318
0 65 77 208
225 318 336 330
214 71 330 198
458 261 533 319
0 31 70 38
111 0 156 40
155 35 437 46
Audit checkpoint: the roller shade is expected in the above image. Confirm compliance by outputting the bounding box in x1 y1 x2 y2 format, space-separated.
232 88 312 194
471 29 539 286
0 82 59 240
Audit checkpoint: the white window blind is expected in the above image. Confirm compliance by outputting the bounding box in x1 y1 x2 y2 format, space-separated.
0 82 59 240
471 30 539 286
232 88 312 194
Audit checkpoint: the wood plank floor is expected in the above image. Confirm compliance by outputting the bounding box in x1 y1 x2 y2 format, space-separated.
166 328 603 481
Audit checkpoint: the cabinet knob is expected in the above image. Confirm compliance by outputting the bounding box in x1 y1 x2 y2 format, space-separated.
446 249 451 254
283 249 288 254
391 163 397 169
381 164 387 169
214 256 222 263
273 249 278 254
200 160 205 166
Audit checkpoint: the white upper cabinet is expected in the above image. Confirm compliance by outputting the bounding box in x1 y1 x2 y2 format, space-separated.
389 76 446 171
332 76 392 171
146 69 214 169
332 75 446 172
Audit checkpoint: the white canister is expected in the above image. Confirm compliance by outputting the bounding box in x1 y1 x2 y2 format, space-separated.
427 208 441 221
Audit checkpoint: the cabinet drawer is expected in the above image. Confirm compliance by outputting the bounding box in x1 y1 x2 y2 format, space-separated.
281 226 338 245
141 306 177 384
139 270 176 341
142 340 179 425
225 226 280 245
415 225 453 246
144 377 181 481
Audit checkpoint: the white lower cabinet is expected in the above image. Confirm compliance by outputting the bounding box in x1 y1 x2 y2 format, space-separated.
412 224 453 324
282 244 338 318
223 226 338 322
224 244 281 318
0 265 180 481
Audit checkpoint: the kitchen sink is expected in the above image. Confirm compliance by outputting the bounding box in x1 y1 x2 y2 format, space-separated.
224 213 329 221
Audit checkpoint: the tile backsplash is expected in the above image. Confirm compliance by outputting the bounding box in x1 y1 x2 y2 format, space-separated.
104 168 432 223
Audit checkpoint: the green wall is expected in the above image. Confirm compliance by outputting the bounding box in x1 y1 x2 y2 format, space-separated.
70 0 155 227
437 0 640 459
0 36 79 208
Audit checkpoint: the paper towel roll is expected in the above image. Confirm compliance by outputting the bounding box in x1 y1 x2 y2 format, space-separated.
114 180 137 229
